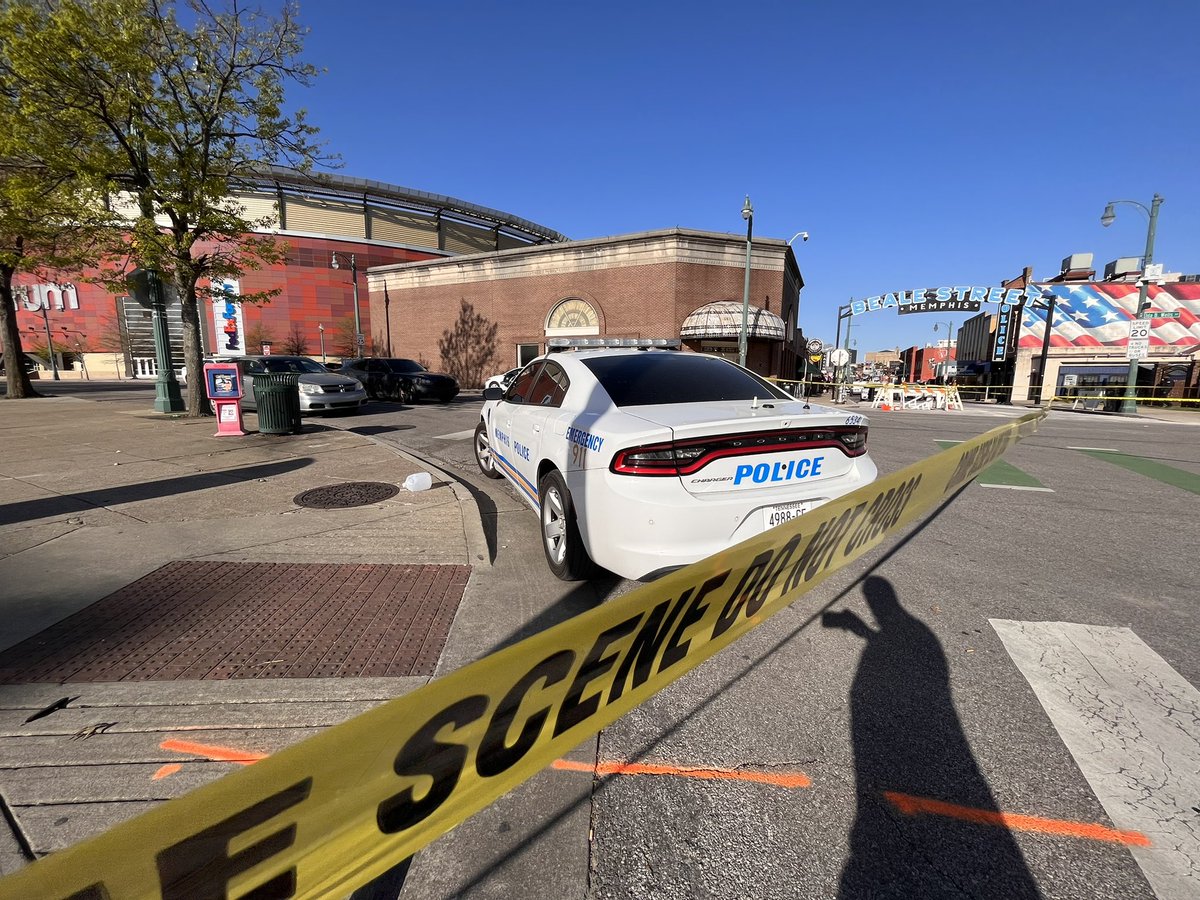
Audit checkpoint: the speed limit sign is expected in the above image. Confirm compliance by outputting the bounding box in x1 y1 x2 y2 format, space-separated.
1127 318 1150 360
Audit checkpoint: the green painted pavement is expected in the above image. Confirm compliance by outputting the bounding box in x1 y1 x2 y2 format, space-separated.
1073 449 1200 495
936 441 1048 490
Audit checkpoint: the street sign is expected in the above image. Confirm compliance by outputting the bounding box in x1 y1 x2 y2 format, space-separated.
1126 318 1150 360
1146 310 1181 319
829 348 850 366
356 333 366 348
1144 263 1163 281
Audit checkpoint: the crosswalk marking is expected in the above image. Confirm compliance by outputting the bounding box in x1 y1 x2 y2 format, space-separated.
992 620 1200 900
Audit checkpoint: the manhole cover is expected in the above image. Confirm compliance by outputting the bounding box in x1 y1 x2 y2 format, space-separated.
293 481 400 509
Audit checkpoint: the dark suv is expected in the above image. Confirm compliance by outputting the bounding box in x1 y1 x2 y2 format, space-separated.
337 358 460 403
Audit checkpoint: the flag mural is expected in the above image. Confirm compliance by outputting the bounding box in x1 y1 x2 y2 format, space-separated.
1019 283 1200 349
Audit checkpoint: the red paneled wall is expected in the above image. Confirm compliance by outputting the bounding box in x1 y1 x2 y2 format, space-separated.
8 234 438 357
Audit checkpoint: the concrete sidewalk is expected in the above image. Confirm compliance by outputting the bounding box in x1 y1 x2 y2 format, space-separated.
0 394 489 876
0 394 486 652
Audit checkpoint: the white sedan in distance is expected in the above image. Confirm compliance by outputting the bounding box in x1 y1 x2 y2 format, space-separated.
475 350 878 581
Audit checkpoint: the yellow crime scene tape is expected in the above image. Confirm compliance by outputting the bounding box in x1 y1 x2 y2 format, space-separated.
0 410 1046 900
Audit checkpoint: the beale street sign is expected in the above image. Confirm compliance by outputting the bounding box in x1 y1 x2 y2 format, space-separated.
849 286 1043 317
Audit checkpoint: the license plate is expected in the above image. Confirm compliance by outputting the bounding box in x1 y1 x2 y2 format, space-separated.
764 501 811 529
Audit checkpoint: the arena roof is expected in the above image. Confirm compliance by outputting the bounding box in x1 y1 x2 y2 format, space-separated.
244 166 569 246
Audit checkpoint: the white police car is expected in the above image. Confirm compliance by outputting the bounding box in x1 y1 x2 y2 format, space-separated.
474 350 878 581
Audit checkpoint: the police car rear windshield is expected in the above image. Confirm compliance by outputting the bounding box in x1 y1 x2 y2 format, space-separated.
581 354 792 407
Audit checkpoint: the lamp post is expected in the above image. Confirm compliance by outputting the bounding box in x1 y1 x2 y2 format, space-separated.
330 251 362 355
1101 193 1164 413
739 196 753 368
36 304 60 381
933 321 955 381
59 328 89 380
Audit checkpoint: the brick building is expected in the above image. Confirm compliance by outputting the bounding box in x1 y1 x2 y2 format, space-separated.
367 228 805 385
7 170 565 379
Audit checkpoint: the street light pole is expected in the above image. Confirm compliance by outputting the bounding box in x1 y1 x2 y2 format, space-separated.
933 321 955 380
38 303 60 380
739 196 753 368
1101 194 1163 414
331 251 363 355
59 328 88 380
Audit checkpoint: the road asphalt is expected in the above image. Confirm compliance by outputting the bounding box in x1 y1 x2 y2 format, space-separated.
0 386 1196 895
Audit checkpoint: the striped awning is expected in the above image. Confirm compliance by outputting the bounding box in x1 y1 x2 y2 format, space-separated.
680 300 786 340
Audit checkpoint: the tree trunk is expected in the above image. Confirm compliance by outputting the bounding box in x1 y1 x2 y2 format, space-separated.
0 268 42 400
177 276 210 417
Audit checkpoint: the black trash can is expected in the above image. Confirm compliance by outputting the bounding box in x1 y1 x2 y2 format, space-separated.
253 373 302 434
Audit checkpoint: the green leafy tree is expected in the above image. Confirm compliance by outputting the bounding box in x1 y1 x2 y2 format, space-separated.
438 299 497 387
0 0 333 414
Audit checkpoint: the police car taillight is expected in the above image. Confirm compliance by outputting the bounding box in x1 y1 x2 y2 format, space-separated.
611 426 869 477
610 442 686 476
837 429 867 452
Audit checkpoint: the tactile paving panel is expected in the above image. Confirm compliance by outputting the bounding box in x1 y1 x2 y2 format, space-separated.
0 561 470 682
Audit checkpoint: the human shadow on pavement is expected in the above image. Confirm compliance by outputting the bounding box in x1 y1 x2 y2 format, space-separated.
0 458 312 527
823 576 1041 899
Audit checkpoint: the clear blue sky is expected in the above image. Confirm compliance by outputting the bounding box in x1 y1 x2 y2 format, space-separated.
292 0 1199 353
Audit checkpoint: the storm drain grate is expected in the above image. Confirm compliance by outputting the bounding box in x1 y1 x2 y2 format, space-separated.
293 481 400 509
0 561 470 682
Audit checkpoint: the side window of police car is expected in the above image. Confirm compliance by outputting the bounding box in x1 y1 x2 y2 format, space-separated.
528 362 569 407
504 363 543 405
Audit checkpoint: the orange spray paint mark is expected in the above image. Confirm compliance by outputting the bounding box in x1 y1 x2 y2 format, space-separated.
552 758 811 789
884 791 1150 847
160 738 267 765
152 764 182 780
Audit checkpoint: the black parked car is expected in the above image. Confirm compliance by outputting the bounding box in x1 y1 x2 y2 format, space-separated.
338 358 460 403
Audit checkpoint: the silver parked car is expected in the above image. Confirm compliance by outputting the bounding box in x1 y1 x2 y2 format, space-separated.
213 355 367 414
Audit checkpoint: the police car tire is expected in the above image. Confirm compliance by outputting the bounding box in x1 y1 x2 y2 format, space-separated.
474 422 504 479
539 469 596 581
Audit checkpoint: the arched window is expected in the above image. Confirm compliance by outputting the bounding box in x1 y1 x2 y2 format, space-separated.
545 297 599 336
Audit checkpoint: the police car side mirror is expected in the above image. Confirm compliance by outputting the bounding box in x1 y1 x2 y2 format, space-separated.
482 386 504 401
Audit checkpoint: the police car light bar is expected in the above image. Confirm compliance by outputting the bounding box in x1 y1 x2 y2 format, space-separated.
547 337 681 350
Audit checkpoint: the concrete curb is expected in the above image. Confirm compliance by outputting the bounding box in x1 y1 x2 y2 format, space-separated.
323 421 491 569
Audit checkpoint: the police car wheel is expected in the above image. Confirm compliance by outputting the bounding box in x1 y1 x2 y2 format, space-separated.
539 469 595 581
473 422 504 479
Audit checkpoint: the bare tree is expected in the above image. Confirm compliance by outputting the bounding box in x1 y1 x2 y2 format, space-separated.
439 300 497 387
279 322 308 355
